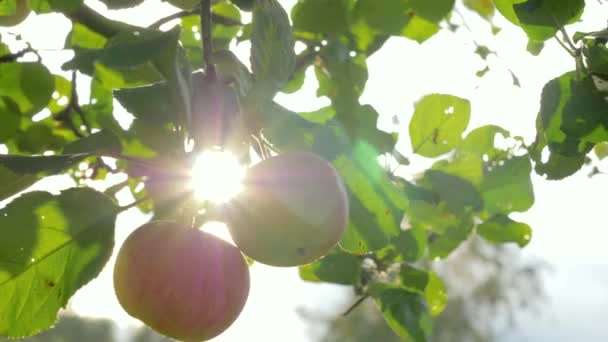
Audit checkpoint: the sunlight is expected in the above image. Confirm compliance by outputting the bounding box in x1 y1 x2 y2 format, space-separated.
191 149 245 203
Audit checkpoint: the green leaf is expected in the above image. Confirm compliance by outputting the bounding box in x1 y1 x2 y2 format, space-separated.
464 0 495 19
513 0 584 41
459 125 510 158
0 154 89 200
477 215 532 247
381 226 427 262
299 249 361 285
595 142 608 160
336 143 408 254
480 156 534 215
428 217 474 259
62 30 179 88
66 23 108 50
532 71 604 179
408 0 455 23
62 130 122 155
0 1 17 15
409 94 471 158
424 170 483 213
492 0 524 25
407 201 458 234
560 77 608 142
399 265 447 316
0 188 117 338
291 0 351 35
14 124 66 154
251 0 296 97
99 0 145 9
113 83 174 123
0 97 20 141
31 0 83 12
47 76 72 115
371 285 432 342
0 62 54 116
584 42 608 76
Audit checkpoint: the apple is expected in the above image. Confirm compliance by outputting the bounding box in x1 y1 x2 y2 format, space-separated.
0 0 30 27
225 151 349 267
113 221 250 341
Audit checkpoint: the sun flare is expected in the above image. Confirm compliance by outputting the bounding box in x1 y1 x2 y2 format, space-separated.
191 150 245 203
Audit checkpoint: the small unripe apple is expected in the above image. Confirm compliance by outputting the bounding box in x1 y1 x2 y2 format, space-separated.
225 151 349 267
113 221 250 341
0 0 31 27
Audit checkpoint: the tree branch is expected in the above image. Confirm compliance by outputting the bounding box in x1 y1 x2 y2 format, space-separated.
64 5 139 38
149 7 242 29
201 0 216 79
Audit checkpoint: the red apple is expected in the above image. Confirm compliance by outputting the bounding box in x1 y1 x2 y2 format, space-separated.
113 221 250 341
225 151 349 267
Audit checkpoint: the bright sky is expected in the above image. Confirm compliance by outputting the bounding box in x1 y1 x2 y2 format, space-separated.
2 0 608 341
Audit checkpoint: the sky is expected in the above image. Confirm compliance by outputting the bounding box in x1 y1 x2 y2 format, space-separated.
2 0 608 341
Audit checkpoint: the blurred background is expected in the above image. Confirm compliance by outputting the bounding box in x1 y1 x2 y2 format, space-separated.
1 0 607 341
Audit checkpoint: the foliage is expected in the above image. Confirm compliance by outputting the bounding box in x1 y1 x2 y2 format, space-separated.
0 0 606 340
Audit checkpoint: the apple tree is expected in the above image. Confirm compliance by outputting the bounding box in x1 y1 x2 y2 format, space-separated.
0 0 606 341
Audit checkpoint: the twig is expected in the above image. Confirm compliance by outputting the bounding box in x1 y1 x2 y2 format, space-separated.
553 34 576 57
149 7 242 29
118 196 151 212
342 295 370 316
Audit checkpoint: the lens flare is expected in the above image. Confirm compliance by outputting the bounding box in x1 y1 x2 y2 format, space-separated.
191 149 245 203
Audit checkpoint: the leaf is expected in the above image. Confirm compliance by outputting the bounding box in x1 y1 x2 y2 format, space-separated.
409 94 471 158
0 188 117 338
459 125 510 159
532 71 604 179
336 143 408 254
424 170 483 213
251 0 296 97
595 142 608 160
113 83 174 124
407 201 458 234
14 124 66 154
66 23 108 50
62 130 122 155
380 226 427 263
464 0 495 19
584 42 608 76
99 0 145 9
299 249 361 285
480 156 534 215
513 0 585 41
428 218 474 259
31 0 83 12
408 0 455 23
354 0 448 43
399 265 447 316
560 77 608 142
0 154 89 200
371 285 432 342
477 215 532 247
47 76 72 115
291 0 351 35
0 62 54 116
0 97 20 142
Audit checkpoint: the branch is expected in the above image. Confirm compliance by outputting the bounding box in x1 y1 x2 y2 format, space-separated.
149 7 242 29
64 5 140 38
118 196 151 212
201 0 216 78
342 295 370 316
